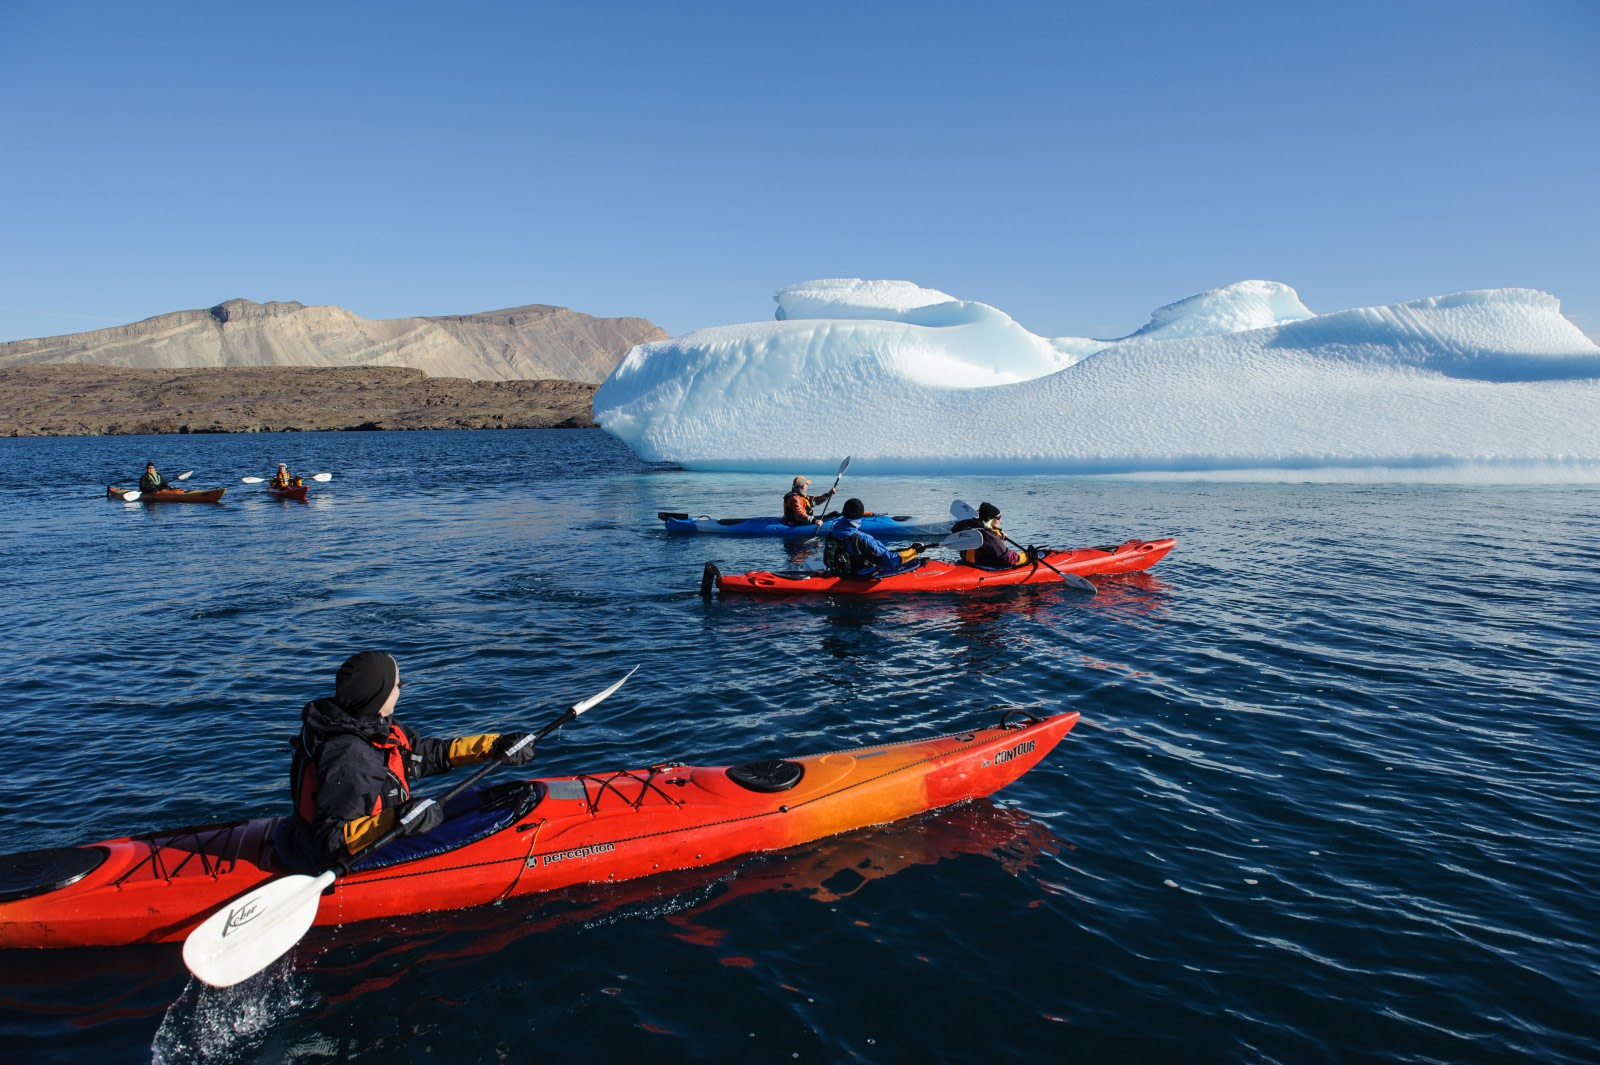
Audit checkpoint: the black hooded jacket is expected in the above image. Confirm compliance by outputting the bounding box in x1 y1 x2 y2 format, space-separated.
275 698 459 871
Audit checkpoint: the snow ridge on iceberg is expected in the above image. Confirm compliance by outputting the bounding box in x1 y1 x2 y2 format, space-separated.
592 279 1600 480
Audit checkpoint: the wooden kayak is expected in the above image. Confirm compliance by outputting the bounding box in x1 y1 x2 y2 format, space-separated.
0 709 1077 950
106 486 226 503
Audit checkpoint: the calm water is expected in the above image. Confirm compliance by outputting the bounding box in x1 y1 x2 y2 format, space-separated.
1 430 1596 1064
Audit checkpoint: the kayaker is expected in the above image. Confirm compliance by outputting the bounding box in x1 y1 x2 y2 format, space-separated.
824 498 927 578
782 475 836 526
949 502 1036 568
138 461 172 493
275 651 537 873
269 463 304 489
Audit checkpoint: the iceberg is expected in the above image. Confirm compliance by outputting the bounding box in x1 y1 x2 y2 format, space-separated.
592 279 1600 481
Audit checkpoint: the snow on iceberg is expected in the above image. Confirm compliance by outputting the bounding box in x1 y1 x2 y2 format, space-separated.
592 279 1600 480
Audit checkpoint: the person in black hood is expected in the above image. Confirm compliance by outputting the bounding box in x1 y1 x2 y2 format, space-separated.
275 651 536 872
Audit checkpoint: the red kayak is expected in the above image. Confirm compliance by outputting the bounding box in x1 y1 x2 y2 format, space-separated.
0 710 1077 950
266 484 310 501
709 537 1176 596
107 486 226 503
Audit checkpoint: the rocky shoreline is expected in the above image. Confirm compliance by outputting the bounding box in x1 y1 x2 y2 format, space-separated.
0 365 600 437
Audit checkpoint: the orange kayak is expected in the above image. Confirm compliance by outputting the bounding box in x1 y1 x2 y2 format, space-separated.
710 537 1176 596
107 486 226 503
0 709 1077 950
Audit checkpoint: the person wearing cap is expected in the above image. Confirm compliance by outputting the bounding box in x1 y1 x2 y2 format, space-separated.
275 651 537 872
949 502 1027 568
137 461 173 493
823 497 928 578
268 463 304 489
782 475 836 526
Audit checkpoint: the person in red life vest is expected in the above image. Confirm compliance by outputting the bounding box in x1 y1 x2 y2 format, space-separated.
275 651 534 872
782 475 836 526
949 502 1041 568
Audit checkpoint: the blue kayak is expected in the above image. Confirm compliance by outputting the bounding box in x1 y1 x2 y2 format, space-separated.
658 511 952 538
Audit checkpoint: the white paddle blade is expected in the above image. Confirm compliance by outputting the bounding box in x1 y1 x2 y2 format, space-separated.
836 456 851 476
801 556 829 572
182 870 335 987
950 499 977 521
572 665 638 716
241 476 265 484
311 473 333 482
121 490 142 502
177 470 194 480
939 528 983 552
1060 571 1097 594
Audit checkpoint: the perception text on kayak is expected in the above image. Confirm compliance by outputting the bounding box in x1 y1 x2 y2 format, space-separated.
531 842 617 867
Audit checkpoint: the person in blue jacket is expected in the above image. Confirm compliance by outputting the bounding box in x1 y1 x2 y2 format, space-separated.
824 498 927 578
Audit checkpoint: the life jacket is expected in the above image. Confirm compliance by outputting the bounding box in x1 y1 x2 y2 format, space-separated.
290 720 415 823
783 490 814 524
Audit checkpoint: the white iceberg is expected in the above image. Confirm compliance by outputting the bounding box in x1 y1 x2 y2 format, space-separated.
592 279 1600 481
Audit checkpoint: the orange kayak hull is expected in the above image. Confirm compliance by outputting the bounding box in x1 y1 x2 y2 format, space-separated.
0 711 1078 949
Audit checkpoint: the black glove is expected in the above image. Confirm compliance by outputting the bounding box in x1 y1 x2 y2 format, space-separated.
395 796 443 837
493 731 537 766
910 542 928 553
1025 545 1041 563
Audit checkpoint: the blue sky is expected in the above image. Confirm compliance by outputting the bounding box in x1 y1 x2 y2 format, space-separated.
2 0 1596 345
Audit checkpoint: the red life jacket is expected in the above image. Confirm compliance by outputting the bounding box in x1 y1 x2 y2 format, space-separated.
292 721 415 823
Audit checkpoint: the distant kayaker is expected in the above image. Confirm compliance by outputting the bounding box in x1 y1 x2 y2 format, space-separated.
269 463 304 489
824 498 927 578
275 651 537 873
949 502 1037 568
138 461 172 493
782 475 836 526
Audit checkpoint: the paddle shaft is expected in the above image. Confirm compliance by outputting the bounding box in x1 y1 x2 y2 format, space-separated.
807 456 852 533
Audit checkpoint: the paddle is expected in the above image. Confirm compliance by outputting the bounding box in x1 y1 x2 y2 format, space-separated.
241 473 334 484
182 665 638 988
949 499 1095 594
176 470 193 481
120 490 142 502
799 527 982 572
803 456 852 537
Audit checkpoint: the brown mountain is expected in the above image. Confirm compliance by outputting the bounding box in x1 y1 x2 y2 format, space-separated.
0 364 600 437
0 298 666 384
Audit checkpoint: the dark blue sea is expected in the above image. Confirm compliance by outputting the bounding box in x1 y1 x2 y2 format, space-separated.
1 429 1596 1064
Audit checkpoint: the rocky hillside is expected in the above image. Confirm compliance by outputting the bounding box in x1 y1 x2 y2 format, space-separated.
0 365 599 436
0 299 666 384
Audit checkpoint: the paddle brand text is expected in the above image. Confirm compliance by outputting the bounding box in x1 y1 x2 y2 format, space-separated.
221 897 267 937
534 842 616 867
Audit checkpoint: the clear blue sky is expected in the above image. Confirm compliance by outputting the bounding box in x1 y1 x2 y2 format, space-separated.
2 0 1596 345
